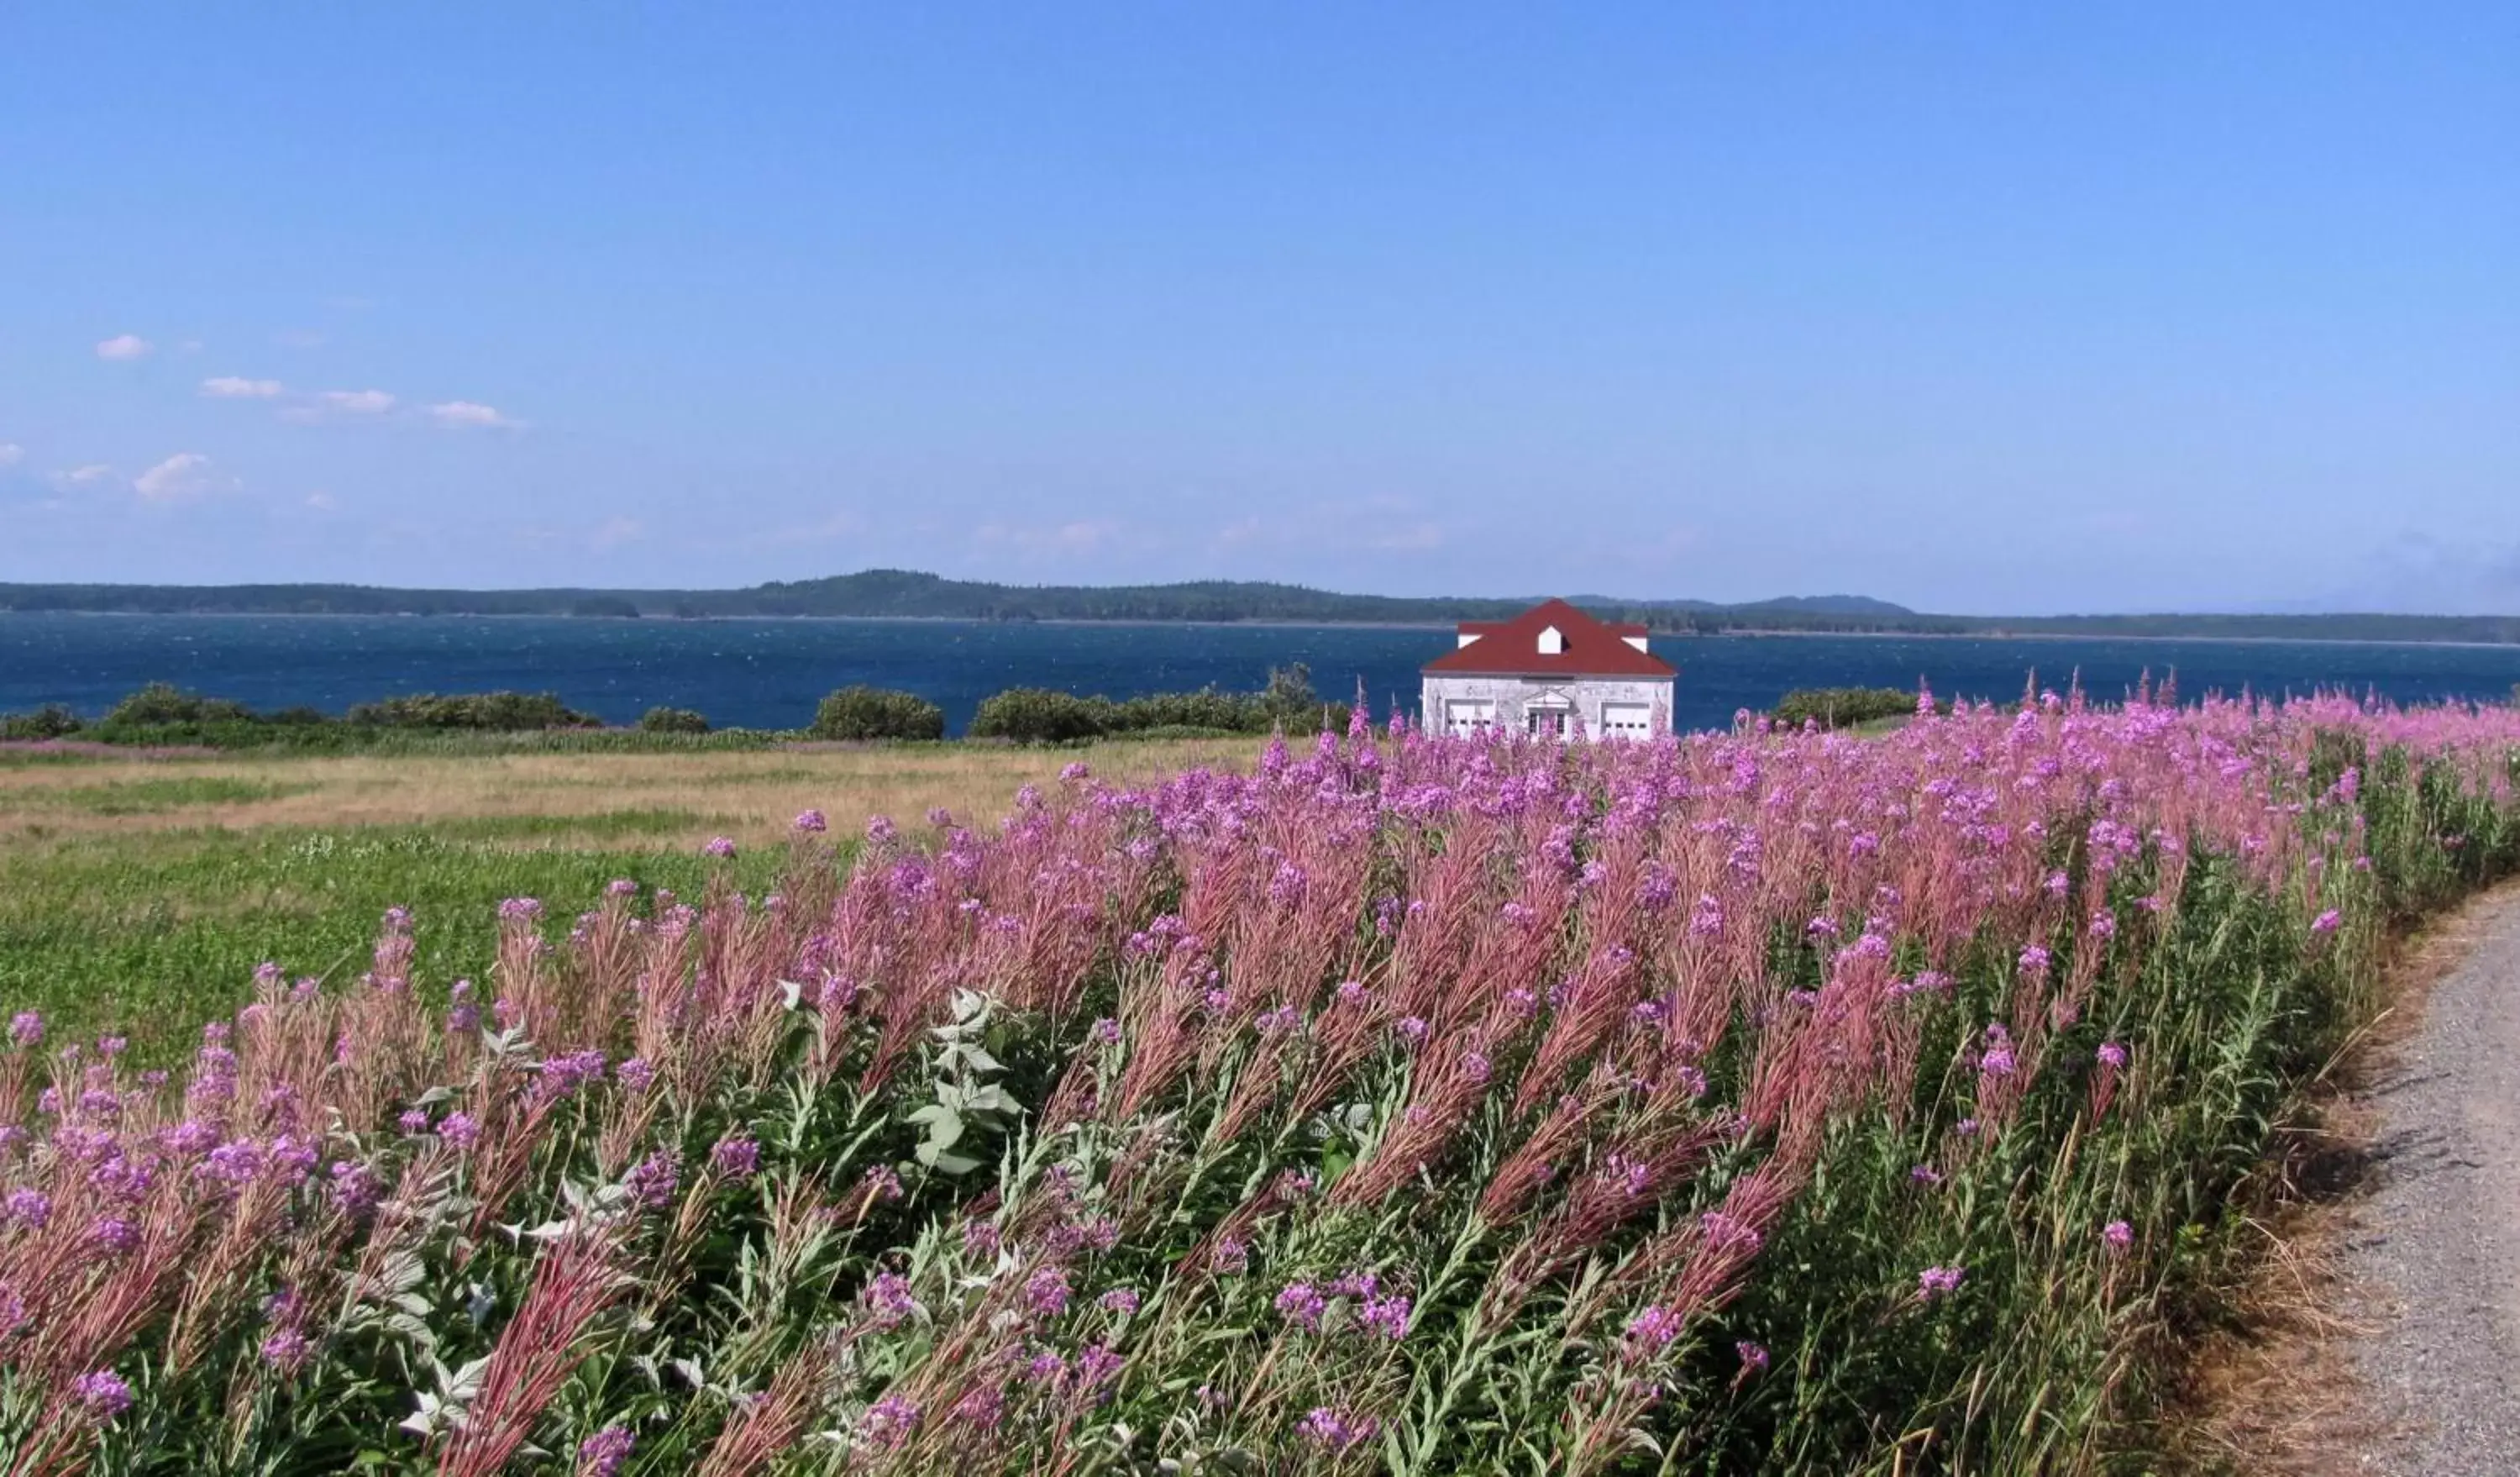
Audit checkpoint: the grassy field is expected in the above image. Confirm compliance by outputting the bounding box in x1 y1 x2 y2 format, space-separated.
0 736 1245 1063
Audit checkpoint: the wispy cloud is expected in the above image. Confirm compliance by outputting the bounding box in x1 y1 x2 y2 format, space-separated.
975 518 1122 558
95 334 154 361
0 443 22 468
591 517 645 549
427 400 521 429
133 452 222 503
319 389 396 415
305 491 339 511
59 464 114 486
202 376 286 399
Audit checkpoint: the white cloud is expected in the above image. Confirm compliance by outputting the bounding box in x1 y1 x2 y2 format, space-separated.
305 491 339 511
974 518 1123 558
0 443 22 468
60 463 114 485
591 517 645 549
95 334 154 360
134 452 219 503
318 389 396 414
427 399 520 429
202 376 285 399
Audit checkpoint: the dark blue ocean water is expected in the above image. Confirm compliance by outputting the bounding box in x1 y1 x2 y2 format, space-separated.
3 613 2517 735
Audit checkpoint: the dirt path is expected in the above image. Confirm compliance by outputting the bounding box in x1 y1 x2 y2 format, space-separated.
2344 885 2520 1472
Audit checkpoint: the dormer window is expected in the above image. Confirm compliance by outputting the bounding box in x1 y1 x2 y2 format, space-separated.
1537 626 1564 655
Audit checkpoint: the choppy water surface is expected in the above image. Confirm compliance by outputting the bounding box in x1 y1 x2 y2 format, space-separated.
3 613 2517 734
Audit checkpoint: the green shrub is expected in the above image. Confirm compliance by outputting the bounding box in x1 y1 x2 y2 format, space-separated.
0 704 84 741
811 686 947 742
638 706 711 734
102 682 257 728
344 691 599 731
969 688 1120 744
1110 688 1268 733
1772 686 1932 729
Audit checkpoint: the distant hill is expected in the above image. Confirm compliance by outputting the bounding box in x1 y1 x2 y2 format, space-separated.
1 570 2513 644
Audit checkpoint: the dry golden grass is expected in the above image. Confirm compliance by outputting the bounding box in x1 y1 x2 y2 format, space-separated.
0 738 1253 849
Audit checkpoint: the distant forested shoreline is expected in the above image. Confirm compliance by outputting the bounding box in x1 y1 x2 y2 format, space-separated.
3 567 2515 644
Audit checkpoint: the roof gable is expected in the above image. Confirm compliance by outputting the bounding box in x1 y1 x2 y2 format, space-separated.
1421 598 1677 678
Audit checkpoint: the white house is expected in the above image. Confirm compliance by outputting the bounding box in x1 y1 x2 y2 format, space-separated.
1420 598 1676 739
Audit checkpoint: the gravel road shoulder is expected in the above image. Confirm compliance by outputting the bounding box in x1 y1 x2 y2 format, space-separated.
2344 883 2520 1474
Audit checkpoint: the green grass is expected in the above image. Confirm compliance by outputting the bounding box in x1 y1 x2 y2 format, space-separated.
13 775 317 814
0 826 793 1066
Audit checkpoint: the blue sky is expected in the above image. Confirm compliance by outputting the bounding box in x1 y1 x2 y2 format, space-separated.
2 4 2512 613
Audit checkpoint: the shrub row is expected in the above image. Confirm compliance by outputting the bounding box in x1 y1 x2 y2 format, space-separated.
1771 686 1944 729
1 666 1354 751
0 683 602 749
969 664 1348 744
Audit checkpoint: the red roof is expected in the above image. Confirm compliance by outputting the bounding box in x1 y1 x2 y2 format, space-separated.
1421 598 1677 678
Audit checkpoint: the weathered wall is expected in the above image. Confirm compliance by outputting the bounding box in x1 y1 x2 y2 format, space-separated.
1420 674 1672 738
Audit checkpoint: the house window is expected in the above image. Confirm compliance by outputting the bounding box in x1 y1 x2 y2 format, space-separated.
1536 626 1564 655
1443 699 1495 736
1526 706 1567 738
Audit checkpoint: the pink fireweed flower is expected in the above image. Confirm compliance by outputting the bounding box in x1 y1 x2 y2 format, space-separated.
1622 1304 1685 1362
1098 1286 1142 1316
90 1216 139 1254
328 1159 383 1217
2018 944 2051 975
1274 1280 1328 1332
1737 1340 1771 1375
71 1369 133 1420
1700 1211 1762 1254
792 809 827 833
1909 1164 1944 1186
4 1188 52 1227
2312 909 2342 935
616 1057 655 1091
439 1112 482 1150
709 1135 762 1179
1296 1406 1378 1453
860 1394 921 1448
2097 1041 2129 1069
864 814 895 844
577 1426 636 1476
2089 909 2118 941
1357 1293 1411 1341
859 1165 905 1203
1026 1267 1072 1317
2103 1219 2134 1254
1073 1342 1123 1392
624 1153 679 1211
1394 1016 1429 1047
260 1324 312 1372
952 1385 1006 1431
1089 1017 1123 1047
496 896 543 922
702 836 737 859
864 1271 920 1330
1917 1265 1966 1300
9 1012 42 1047
396 1109 430 1135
